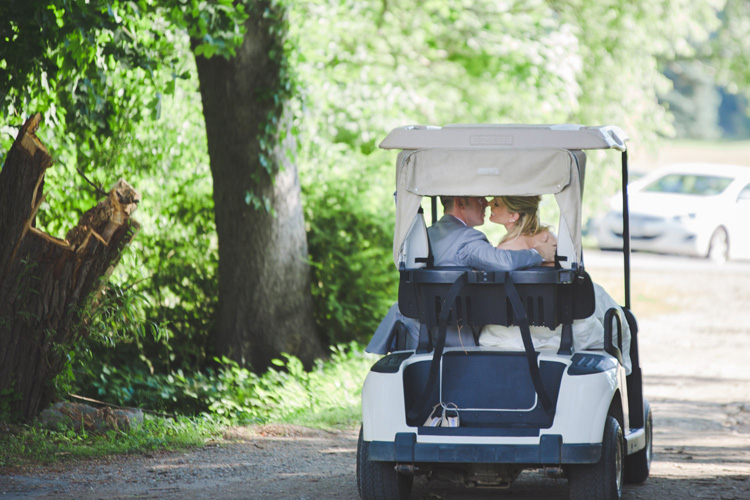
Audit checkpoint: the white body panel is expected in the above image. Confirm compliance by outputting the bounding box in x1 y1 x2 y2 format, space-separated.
361 347 627 451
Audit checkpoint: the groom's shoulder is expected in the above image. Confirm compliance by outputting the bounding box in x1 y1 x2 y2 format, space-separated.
431 216 486 242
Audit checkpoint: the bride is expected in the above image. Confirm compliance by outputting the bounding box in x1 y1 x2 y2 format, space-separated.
481 195 632 374
489 195 557 254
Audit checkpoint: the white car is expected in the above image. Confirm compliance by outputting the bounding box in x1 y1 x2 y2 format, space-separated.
596 163 750 262
358 124 651 500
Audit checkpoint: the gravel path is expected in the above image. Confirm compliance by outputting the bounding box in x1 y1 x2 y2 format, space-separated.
2 251 750 500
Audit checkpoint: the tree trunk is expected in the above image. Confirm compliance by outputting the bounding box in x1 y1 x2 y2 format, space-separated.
193 3 326 371
0 114 141 421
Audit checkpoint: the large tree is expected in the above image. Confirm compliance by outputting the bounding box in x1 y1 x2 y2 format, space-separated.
192 2 325 370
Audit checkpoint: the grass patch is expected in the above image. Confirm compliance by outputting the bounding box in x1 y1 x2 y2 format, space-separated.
0 415 223 469
282 404 362 431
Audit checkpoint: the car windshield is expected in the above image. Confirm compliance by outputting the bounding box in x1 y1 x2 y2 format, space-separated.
642 174 733 196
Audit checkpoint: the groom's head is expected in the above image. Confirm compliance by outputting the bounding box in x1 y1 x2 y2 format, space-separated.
441 196 487 227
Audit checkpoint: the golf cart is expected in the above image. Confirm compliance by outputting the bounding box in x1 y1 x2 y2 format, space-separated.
357 124 652 500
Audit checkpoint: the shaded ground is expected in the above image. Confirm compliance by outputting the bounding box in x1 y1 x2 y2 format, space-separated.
2 251 750 500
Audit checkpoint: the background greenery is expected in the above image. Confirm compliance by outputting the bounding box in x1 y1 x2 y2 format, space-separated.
2 0 749 430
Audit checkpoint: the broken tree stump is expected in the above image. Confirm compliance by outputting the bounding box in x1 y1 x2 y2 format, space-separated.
0 113 141 421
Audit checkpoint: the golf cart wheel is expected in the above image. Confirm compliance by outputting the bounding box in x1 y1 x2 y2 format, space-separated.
625 400 653 483
707 227 729 263
356 426 413 500
568 416 624 500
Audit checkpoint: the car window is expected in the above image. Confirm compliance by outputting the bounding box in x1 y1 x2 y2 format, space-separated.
643 174 733 196
738 183 750 201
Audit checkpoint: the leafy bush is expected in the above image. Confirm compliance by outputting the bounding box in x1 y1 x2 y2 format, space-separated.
302 154 398 345
71 343 375 426
3 344 375 467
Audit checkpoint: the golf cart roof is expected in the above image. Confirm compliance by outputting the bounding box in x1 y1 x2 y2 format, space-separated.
381 124 629 270
380 124 629 152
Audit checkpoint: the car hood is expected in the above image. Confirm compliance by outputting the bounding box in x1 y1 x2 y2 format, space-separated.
613 192 722 217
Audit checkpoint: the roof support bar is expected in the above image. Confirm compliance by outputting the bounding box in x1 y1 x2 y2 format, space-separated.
621 151 632 310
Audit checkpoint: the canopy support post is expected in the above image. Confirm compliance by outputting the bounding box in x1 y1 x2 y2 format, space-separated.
621 150 631 310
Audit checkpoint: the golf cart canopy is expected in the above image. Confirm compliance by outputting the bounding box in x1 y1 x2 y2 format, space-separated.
379 124 629 269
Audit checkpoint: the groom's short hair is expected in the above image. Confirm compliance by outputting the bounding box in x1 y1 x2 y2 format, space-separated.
440 196 470 213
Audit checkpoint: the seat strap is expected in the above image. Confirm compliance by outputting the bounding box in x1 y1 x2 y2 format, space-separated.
407 271 468 422
558 323 573 355
416 322 431 354
504 273 554 414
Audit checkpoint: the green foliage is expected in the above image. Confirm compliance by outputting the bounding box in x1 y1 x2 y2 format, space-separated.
288 0 732 216
0 386 22 422
0 414 222 467
0 0 247 134
2 344 373 467
70 343 374 425
302 157 398 344
707 0 750 93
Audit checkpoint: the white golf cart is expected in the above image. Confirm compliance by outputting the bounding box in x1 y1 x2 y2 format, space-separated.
357 124 652 500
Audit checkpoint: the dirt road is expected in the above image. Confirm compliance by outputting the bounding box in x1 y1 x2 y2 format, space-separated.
2 251 750 500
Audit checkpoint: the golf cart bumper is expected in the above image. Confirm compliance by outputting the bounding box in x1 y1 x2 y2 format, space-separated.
368 433 602 464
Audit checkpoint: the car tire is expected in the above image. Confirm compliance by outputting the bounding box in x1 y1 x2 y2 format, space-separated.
568 416 624 500
357 426 413 500
707 227 729 263
625 400 653 483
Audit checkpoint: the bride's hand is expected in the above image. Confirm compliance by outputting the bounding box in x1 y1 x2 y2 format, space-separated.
533 231 557 262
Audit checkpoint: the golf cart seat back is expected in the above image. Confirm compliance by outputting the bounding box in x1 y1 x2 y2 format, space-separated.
398 267 595 333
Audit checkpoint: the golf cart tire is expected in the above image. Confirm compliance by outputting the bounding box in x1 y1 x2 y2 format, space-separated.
568 416 624 500
357 427 413 500
625 400 653 484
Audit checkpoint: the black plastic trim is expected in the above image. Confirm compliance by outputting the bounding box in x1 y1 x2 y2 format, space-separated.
567 353 618 375
368 433 601 464
370 352 413 373
418 426 540 437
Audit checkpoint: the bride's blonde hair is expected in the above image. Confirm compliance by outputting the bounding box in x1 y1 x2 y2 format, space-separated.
497 195 548 244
